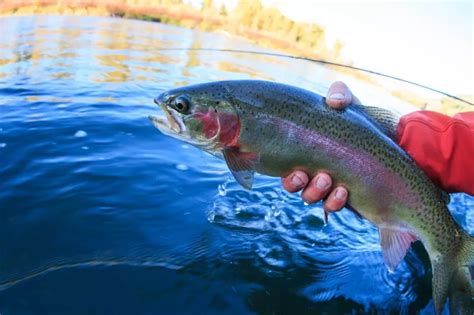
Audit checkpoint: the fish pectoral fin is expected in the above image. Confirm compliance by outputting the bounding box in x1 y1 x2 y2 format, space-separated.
223 148 259 190
379 228 418 271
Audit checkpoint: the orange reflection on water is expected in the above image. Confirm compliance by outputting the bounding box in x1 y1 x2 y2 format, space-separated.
218 61 273 81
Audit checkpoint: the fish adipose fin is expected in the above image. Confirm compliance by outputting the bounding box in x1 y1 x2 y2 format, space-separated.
223 148 259 190
438 189 451 205
352 105 400 142
379 228 418 271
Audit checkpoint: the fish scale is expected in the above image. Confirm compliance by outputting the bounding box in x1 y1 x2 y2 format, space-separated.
150 80 473 314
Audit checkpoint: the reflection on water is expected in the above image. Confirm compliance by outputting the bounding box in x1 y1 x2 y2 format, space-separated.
0 15 471 315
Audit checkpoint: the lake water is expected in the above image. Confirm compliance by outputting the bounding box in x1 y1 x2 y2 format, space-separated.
0 15 472 315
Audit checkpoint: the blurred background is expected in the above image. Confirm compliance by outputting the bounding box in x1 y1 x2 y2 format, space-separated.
0 1 472 315
1 0 472 113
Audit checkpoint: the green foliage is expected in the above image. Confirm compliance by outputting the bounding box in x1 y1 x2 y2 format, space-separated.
202 0 213 10
219 4 227 16
230 0 329 53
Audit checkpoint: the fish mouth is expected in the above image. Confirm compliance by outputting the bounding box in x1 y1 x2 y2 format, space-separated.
149 97 185 134
148 114 178 134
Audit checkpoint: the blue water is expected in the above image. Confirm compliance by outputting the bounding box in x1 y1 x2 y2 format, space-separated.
0 15 472 315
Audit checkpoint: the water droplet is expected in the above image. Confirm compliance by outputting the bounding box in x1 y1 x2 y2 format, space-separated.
235 204 243 213
81 146 89 150
181 144 190 149
303 201 309 206
207 210 216 223
273 209 281 217
218 183 227 196
176 164 188 171
264 209 272 221
74 130 87 137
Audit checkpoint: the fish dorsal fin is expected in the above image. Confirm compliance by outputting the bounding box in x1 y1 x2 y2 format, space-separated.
379 228 418 271
352 105 400 141
223 148 259 190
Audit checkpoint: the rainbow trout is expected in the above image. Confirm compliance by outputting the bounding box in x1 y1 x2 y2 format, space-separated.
149 80 473 314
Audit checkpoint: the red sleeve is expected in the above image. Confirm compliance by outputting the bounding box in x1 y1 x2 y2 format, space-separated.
396 110 474 196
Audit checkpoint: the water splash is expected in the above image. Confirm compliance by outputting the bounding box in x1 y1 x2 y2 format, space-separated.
0 15 471 315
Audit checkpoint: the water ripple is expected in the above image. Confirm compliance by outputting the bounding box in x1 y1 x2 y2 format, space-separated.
0 15 471 315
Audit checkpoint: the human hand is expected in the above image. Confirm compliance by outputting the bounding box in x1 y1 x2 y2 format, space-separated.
281 81 361 215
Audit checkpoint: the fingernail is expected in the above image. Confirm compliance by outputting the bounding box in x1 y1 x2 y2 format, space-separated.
315 176 330 190
329 92 345 101
334 188 347 200
291 174 304 188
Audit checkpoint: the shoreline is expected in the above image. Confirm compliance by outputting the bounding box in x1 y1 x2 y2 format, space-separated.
0 1 335 62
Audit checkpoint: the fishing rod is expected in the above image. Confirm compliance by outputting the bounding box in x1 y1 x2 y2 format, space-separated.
157 48 473 106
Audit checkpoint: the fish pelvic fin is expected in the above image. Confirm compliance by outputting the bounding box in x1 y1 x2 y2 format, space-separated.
431 232 474 315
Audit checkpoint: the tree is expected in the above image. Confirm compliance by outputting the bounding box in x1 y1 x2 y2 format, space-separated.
202 0 213 10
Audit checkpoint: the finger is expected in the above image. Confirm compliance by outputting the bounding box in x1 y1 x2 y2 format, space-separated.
323 186 348 212
326 81 361 109
301 172 332 204
281 170 309 193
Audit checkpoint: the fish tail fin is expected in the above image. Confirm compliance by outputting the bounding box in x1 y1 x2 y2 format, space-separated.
449 266 473 315
459 231 474 266
431 255 456 314
431 232 474 315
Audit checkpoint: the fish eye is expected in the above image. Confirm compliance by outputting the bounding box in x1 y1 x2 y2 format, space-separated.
172 96 190 113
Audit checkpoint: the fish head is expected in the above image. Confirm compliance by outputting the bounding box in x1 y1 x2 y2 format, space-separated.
149 83 240 152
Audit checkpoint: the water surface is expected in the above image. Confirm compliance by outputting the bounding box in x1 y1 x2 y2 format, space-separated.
0 15 472 315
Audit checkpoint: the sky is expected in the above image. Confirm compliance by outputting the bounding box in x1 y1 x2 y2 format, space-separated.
211 0 473 97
